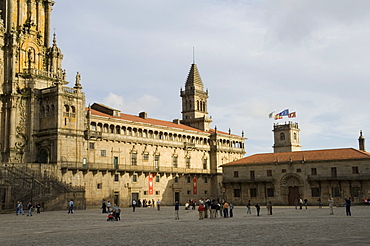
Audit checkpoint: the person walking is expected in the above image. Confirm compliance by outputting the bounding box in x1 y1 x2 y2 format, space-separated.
101 199 107 213
304 199 308 209
318 198 322 208
106 201 111 213
246 200 251 214
255 203 260 216
198 203 205 220
35 202 41 214
328 198 334 215
267 201 273 215
16 201 25 215
156 199 161 211
223 201 229 218
229 202 234 217
175 201 180 220
299 198 303 209
27 202 33 216
344 197 351 216
68 199 74 214
132 200 137 212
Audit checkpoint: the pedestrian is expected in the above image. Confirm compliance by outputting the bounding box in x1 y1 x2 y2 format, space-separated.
229 202 234 217
106 200 111 213
16 201 24 215
68 199 74 214
255 203 260 216
294 199 298 209
328 198 334 215
27 202 33 216
210 200 217 219
299 198 303 209
156 199 161 211
267 201 273 215
219 202 223 217
115 204 121 221
318 198 322 208
223 201 229 218
175 201 180 220
344 197 351 216
198 203 205 220
304 199 308 209
246 200 251 214
101 199 107 213
132 199 137 212
35 202 41 214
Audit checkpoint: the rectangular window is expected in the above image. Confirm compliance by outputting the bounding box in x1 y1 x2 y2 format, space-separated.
155 176 160 182
267 170 272 177
132 174 137 182
114 174 119 182
155 191 160 195
203 159 207 169
250 188 257 197
250 171 255 181
332 187 340 197
143 153 149 161
101 150 106 157
154 155 160 170
352 166 359 174
173 156 178 168
97 183 102 189
311 188 320 197
174 176 179 183
113 156 118 169
267 188 274 197
204 177 208 183
89 143 95 149
331 167 337 177
204 190 208 194
187 176 191 183
131 153 137 166
351 187 361 197
186 157 191 169
282 169 287 173
296 168 301 173
144 191 147 195
234 189 241 197
311 168 317 176
187 190 191 194
234 171 239 178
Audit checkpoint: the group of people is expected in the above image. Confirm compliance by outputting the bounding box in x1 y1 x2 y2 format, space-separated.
251 201 273 216
294 198 309 210
16 201 41 216
195 198 234 220
107 205 121 221
132 199 161 212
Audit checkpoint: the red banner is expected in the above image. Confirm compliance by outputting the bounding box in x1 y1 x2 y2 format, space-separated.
193 177 197 194
149 174 153 195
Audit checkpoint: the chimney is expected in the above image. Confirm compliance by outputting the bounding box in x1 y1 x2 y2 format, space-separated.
359 130 366 151
139 112 147 119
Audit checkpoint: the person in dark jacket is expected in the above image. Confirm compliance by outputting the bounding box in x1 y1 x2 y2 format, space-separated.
255 203 260 216
175 201 180 220
344 197 351 216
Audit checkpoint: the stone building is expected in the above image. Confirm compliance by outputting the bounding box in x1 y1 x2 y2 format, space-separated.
222 122 370 206
0 0 245 209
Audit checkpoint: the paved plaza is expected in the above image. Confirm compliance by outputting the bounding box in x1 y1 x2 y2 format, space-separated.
1 205 370 245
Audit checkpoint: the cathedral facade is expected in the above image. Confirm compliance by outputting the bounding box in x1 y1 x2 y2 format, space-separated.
0 1 245 209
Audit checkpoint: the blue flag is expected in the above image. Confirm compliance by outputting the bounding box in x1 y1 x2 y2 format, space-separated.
279 109 289 116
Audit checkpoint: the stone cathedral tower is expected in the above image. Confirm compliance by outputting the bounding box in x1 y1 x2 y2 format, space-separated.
180 63 212 131
0 0 85 165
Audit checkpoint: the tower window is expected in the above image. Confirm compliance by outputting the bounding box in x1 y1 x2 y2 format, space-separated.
280 133 285 140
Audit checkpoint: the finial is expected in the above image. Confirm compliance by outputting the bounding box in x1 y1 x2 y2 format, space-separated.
242 131 244 137
74 72 82 89
360 130 363 136
192 47 195 64
53 29 57 46
228 128 231 135
215 125 217 132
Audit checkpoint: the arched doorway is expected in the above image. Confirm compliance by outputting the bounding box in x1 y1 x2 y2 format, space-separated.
280 174 304 205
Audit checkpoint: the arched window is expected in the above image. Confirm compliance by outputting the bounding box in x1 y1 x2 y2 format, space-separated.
38 149 48 163
280 133 285 141
294 132 297 140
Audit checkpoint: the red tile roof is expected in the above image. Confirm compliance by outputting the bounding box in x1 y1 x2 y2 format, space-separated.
222 148 370 166
88 107 238 136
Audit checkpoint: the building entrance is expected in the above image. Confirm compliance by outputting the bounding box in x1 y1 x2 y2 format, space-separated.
288 186 299 205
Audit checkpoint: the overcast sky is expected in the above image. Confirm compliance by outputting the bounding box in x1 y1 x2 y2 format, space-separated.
51 0 370 156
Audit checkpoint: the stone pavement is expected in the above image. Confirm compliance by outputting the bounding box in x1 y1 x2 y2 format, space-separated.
1 205 370 246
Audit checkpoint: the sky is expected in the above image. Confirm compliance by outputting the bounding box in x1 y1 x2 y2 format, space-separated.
51 0 370 156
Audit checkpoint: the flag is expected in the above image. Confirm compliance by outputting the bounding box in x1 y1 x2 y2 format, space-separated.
274 114 282 120
288 112 297 118
279 109 289 116
268 111 275 118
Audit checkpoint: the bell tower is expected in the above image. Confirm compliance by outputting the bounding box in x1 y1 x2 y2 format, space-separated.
273 122 301 153
180 63 212 131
